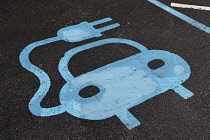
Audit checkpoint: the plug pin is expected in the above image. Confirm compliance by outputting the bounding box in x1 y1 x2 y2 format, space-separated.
90 17 112 26
97 23 120 32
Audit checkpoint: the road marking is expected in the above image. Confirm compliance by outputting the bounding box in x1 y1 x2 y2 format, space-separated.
147 0 210 33
171 3 210 11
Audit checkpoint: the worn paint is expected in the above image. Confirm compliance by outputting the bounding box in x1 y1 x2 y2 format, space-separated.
171 3 210 11
59 39 194 129
19 18 194 130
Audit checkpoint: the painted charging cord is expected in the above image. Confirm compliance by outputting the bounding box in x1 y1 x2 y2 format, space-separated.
19 17 120 116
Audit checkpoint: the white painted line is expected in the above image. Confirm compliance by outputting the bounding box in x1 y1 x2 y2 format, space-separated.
171 3 210 11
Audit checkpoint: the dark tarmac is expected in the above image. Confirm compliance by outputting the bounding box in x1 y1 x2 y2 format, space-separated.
1 0 210 139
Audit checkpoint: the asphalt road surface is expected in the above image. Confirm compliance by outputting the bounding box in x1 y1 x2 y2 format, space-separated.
1 0 210 139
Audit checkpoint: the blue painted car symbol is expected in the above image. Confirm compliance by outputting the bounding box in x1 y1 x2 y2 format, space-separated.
19 18 194 129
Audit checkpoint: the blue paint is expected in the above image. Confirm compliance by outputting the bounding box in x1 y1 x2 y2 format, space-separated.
59 41 194 129
19 37 65 116
19 18 120 116
116 110 141 129
147 0 210 34
19 17 194 130
57 17 120 42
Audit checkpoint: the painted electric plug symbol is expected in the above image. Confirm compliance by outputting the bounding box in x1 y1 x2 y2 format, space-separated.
19 18 194 130
57 17 120 42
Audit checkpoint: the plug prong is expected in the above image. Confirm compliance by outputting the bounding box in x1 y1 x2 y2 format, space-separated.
97 23 120 32
90 17 112 26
